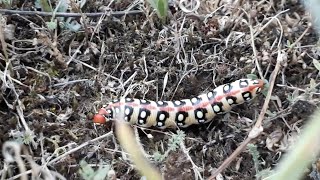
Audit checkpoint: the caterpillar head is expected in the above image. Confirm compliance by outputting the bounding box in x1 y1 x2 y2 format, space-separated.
93 108 110 124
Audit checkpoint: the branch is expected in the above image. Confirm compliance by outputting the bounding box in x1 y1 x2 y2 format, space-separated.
0 9 143 17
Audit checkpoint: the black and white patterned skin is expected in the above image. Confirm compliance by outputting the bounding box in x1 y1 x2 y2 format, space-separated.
93 79 265 129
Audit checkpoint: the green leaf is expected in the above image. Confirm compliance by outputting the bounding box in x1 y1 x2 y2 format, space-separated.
46 21 57 30
39 0 52 12
64 18 81 32
93 165 110 180
147 0 168 22
153 151 165 162
147 0 157 10
56 0 69 12
79 160 110 180
312 59 320 71
157 0 168 20
77 0 87 8
246 74 258 79
79 160 95 179
0 0 12 8
310 78 316 89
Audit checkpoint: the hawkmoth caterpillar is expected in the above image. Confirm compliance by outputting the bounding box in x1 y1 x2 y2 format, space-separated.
93 79 265 129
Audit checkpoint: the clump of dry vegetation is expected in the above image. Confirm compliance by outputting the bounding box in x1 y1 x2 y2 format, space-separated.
1 0 320 179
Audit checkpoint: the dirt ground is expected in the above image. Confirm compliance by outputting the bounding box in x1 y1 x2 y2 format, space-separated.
1 0 320 179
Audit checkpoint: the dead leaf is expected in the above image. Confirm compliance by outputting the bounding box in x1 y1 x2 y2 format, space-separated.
266 128 283 151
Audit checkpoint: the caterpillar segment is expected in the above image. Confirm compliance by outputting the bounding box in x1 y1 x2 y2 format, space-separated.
93 79 265 129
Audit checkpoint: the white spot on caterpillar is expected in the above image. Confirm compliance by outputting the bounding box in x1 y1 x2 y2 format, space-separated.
125 108 131 115
178 122 184 126
196 111 203 118
141 99 147 103
199 119 205 123
139 119 144 124
178 114 184 121
243 92 251 101
159 114 166 121
227 98 234 104
240 81 248 86
257 87 261 93
158 101 164 105
207 92 213 98
124 116 129 121
213 105 220 112
126 98 131 101
157 122 163 126
175 101 181 105
191 98 198 103
115 108 120 114
140 111 147 118
107 109 112 114
223 85 230 92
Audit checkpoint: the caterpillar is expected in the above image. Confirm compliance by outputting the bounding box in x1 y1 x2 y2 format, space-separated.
93 79 265 129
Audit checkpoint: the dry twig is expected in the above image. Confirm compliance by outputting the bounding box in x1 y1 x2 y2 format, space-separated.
208 50 284 179
0 9 143 17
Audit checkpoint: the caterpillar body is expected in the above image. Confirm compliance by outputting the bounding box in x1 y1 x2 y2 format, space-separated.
93 79 265 129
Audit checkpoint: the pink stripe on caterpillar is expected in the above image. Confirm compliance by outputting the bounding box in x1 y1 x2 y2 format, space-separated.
160 107 175 112
142 104 157 110
195 102 211 109
178 106 194 111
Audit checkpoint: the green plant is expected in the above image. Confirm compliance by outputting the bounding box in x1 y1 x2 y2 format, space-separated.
78 160 110 180
0 0 12 8
147 0 168 22
247 143 261 173
35 0 84 31
153 130 186 162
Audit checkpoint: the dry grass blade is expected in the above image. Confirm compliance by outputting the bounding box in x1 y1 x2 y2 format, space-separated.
0 15 9 62
47 131 113 165
115 120 162 180
268 109 320 179
2 141 66 180
2 142 28 180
